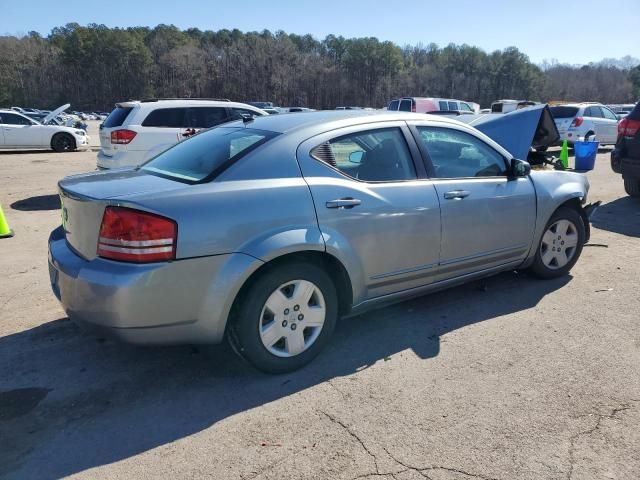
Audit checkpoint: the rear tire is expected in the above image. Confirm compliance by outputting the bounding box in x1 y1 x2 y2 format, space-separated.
624 177 640 197
229 262 338 374
51 133 76 152
531 207 585 279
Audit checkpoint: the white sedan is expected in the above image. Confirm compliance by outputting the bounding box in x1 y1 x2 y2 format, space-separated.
0 105 90 152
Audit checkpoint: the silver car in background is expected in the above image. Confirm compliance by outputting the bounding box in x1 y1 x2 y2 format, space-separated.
49 111 592 373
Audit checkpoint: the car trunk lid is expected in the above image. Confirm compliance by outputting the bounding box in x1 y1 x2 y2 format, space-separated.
59 169 184 260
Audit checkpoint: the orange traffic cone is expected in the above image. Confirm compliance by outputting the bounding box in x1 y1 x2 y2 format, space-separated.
0 204 14 238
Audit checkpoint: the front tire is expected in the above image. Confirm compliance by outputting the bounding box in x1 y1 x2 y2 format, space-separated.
531 207 585 279
51 133 76 152
624 177 640 197
230 262 338 373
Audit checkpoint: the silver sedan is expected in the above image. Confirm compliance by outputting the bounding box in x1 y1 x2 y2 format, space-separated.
49 111 592 373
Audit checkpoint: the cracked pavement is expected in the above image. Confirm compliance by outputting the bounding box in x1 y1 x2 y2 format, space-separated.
1 137 639 479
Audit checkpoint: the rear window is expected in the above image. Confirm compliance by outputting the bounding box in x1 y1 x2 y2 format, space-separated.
103 107 133 128
387 100 399 111
142 108 187 128
448 101 458 110
549 106 579 118
491 103 503 113
141 127 277 183
628 102 640 120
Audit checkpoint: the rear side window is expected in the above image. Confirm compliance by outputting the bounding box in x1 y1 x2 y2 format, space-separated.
399 99 412 112
439 101 448 111
585 107 602 118
142 108 187 127
448 101 458 110
549 106 579 118
103 107 133 128
141 127 277 183
387 100 400 111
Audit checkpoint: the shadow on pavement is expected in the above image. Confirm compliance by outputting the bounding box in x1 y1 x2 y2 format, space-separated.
0 271 570 479
10 194 60 211
591 196 640 238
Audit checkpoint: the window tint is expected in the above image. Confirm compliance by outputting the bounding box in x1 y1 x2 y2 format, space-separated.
439 101 448 111
460 102 472 112
491 103 503 113
0 112 32 125
549 106 579 118
185 107 229 128
103 107 133 128
417 127 507 178
584 106 602 118
142 108 187 127
388 100 400 111
399 99 412 112
142 127 276 183
313 128 416 182
448 101 458 111
600 107 618 121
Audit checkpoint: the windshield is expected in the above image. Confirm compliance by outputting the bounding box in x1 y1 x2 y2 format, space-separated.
141 127 277 183
549 106 579 118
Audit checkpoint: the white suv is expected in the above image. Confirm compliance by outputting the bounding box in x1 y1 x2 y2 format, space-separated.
549 103 619 145
97 99 267 169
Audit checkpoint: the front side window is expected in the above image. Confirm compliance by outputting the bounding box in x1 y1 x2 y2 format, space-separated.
398 99 412 112
417 127 507 178
600 107 618 121
141 127 277 183
460 102 473 112
185 107 229 128
312 127 416 182
0 113 32 125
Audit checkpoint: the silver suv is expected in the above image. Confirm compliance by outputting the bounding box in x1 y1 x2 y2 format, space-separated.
550 103 619 145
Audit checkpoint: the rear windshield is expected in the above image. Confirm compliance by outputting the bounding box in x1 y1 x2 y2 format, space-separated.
549 106 579 118
103 106 133 128
628 102 640 120
141 127 277 183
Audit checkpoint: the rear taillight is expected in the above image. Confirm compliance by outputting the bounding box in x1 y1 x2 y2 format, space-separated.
571 117 584 127
618 118 640 137
110 129 137 144
97 207 177 263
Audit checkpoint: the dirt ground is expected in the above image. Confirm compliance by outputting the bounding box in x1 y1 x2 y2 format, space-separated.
1 126 639 479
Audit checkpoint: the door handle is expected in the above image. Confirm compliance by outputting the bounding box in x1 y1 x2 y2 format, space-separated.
443 190 470 200
325 198 361 209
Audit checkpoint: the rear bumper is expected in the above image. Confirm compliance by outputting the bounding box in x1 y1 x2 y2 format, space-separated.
96 149 145 169
48 226 262 345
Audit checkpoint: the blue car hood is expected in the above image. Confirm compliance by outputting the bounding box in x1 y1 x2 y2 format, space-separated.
458 105 560 160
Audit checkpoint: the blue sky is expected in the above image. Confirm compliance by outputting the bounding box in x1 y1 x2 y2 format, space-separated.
2 0 638 65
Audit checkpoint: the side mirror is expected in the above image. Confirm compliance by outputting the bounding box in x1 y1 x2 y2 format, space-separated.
510 158 531 178
349 151 365 164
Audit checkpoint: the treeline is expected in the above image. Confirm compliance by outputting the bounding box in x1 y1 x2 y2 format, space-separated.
0 23 639 111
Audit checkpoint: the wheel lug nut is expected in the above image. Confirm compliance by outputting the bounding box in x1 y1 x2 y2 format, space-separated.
298 314 304 320
282 320 288 327
291 323 297 330
284 308 289 315
293 305 300 311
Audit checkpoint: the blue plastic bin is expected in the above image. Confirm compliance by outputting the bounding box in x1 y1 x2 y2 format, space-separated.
574 141 599 171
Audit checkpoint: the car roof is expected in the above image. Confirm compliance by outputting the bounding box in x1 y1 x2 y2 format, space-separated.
117 99 262 109
221 110 464 134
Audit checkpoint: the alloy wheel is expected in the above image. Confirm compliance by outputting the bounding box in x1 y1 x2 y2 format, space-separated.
540 219 579 269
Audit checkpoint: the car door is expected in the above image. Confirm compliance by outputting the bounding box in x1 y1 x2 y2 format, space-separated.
0 112 41 147
140 107 187 147
297 122 441 302
584 106 605 140
599 106 619 143
179 107 229 138
411 124 536 280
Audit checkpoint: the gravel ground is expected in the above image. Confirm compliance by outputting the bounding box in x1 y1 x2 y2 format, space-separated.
0 131 639 479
